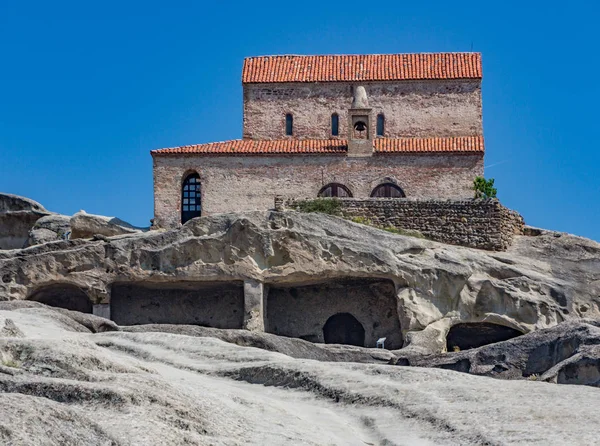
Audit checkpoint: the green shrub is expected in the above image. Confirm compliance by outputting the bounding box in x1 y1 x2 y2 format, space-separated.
2 359 19 368
473 176 497 199
382 226 426 239
350 216 373 225
296 199 342 215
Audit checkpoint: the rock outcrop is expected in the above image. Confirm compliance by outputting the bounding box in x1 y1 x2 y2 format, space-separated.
70 210 146 239
25 214 71 247
1 209 598 355
0 304 599 445
0 193 51 249
394 320 600 386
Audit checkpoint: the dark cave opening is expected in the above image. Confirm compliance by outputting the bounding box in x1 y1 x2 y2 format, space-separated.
446 322 523 351
110 281 244 327
28 284 92 313
323 312 366 347
266 278 402 349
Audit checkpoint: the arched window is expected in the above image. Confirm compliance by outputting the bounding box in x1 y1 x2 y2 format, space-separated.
331 113 339 136
370 183 405 198
318 183 353 198
376 114 385 136
285 113 293 136
181 173 201 224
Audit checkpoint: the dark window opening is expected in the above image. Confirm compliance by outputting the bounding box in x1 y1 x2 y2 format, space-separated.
331 113 339 136
323 313 365 347
446 323 524 351
285 113 293 136
182 173 202 224
376 114 385 136
370 183 405 198
318 183 352 198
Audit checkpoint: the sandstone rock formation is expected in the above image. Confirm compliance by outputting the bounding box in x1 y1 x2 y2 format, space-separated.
1 209 598 356
0 303 599 445
394 319 600 386
70 210 146 239
0 193 51 249
25 213 71 247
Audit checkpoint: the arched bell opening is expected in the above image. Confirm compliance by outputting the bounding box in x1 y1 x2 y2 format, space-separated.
446 322 524 351
28 283 92 313
323 312 365 347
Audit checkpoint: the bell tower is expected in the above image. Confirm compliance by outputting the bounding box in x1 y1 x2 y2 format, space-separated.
347 86 373 157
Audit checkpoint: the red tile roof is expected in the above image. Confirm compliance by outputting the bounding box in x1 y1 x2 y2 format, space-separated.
151 136 483 156
374 136 483 153
242 53 482 84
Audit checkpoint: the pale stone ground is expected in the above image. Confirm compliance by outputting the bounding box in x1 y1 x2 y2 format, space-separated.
0 308 599 446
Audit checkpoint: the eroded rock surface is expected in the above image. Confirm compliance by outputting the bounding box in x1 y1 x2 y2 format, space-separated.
394 320 600 386
0 210 599 355
70 210 147 239
25 214 71 247
0 193 51 249
1 305 600 445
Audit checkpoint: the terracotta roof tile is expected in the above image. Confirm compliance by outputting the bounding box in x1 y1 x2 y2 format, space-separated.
151 137 483 156
242 53 482 83
374 136 484 153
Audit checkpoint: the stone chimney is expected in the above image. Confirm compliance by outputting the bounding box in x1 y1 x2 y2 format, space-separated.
347 86 373 157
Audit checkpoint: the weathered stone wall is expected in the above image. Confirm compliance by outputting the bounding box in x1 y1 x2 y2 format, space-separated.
266 279 403 349
243 80 482 140
110 281 244 327
153 153 483 228
288 198 525 251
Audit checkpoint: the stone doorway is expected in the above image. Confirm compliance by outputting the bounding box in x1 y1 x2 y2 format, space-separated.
323 313 365 347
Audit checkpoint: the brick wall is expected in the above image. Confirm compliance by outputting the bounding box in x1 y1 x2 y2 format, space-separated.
153 153 484 228
243 80 482 140
286 198 525 251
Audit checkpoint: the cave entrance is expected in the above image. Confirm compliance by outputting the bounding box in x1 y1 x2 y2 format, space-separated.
28 284 92 313
446 322 523 351
110 281 244 327
266 279 402 349
323 313 365 347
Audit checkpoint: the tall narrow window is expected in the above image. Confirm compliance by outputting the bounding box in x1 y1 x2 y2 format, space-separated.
285 113 293 136
376 114 385 137
331 113 339 136
181 173 202 224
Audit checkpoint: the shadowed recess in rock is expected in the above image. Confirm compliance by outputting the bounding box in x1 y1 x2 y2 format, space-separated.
110 281 244 328
446 322 523 351
27 284 93 313
266 278 402 349
323 312 366 347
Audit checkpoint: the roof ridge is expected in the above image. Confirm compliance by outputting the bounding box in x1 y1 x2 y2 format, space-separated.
244 52 481 59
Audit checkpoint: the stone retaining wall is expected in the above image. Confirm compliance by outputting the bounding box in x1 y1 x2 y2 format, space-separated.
285 198 524 251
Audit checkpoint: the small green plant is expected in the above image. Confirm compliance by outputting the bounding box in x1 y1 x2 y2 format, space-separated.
382 226 426 239
2 359 19 368
296 199 342 216
452 345 461 353
473 176 497 199
528 374 540 381
350 216 373 225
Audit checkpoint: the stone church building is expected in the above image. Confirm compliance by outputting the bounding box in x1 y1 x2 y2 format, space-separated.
151 52 484 228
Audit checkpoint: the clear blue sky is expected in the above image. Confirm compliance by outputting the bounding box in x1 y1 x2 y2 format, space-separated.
1 1 598 241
